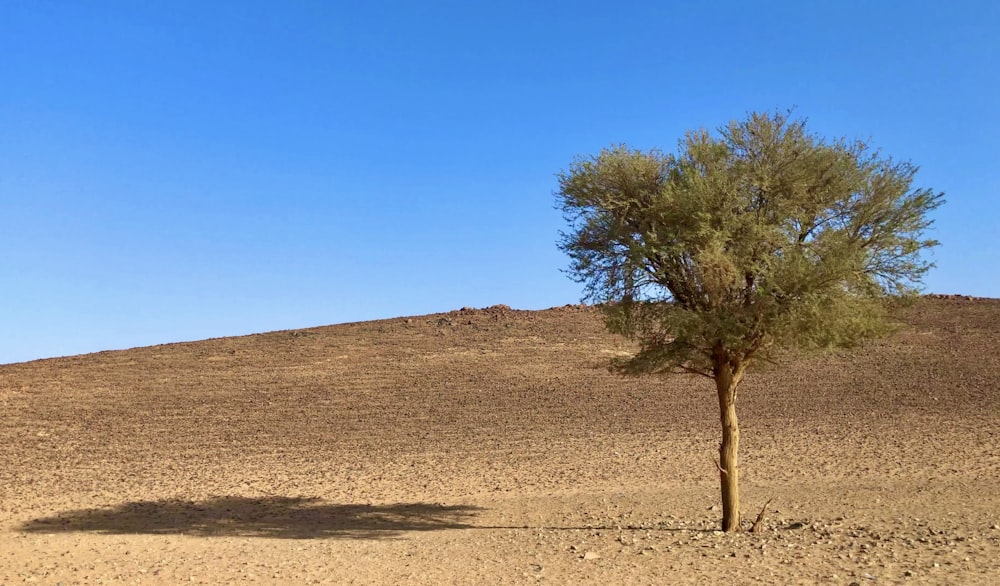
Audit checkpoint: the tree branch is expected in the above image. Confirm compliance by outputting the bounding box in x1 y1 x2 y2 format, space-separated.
677 364 714 379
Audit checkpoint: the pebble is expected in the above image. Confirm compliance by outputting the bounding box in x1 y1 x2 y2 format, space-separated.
583 551 600 560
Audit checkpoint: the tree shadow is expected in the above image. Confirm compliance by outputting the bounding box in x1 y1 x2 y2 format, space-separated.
20 496 482 540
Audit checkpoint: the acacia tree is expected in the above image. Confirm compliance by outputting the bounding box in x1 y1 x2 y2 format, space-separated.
557 111 943 532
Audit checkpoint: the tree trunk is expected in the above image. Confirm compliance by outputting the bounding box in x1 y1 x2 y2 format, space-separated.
714 353 742 532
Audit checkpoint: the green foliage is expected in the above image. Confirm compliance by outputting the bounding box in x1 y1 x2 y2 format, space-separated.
558 111 943 377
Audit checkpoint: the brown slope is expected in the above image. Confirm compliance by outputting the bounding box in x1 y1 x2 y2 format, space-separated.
0 297 998 584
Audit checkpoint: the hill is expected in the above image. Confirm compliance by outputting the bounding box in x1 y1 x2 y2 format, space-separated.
1 296 998 584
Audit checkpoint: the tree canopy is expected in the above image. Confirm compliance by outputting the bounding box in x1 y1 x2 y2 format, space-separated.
558 111 943 379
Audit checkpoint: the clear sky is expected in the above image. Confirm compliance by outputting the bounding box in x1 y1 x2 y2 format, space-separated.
2 0 997 364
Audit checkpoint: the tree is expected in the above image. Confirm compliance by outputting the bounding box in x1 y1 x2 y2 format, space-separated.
556 111 943 532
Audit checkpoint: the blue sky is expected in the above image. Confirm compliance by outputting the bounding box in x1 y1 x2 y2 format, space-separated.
2 0 997 364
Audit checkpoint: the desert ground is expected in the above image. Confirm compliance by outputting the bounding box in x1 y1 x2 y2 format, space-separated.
1 296 998 584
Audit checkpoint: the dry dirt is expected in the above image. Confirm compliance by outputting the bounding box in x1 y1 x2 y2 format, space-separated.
1 296 998 585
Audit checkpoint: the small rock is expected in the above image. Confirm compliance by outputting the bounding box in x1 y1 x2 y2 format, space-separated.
583 551 600 560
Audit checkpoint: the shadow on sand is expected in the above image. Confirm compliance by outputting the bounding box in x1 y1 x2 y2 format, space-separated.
20 496 482 540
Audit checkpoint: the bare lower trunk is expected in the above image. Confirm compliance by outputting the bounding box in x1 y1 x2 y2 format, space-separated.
714 350 744 532
717 379 740 531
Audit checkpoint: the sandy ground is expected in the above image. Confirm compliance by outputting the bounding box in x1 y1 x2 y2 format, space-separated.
1 296 998 584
